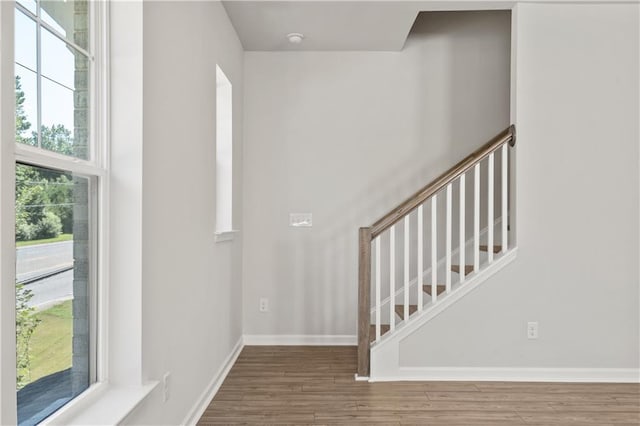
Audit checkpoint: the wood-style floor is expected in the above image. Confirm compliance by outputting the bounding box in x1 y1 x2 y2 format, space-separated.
198 346 640 425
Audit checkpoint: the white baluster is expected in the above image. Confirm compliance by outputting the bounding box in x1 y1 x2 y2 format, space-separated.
431 195 438 303
488 153 494 264
502 144 508 253
389 225 395 332
417 204 424 311
404 216 410 321
446 184 452 293
375 236 381 341
474 164 480 272
459 174 466 283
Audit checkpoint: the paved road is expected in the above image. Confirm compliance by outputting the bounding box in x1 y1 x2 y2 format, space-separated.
16 241 73 282
16 241 74 309
26 270 73 309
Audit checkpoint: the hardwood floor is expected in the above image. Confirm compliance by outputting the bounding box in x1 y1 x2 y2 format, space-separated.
198 346 640 425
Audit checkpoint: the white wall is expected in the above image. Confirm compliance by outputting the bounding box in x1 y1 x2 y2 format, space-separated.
122 2 244 424
242 11 511 337
400 3 639 370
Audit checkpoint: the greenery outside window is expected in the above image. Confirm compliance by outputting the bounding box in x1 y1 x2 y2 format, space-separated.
14 0 103 424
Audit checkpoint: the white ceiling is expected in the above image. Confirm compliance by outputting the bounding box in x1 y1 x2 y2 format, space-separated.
221 1 516 51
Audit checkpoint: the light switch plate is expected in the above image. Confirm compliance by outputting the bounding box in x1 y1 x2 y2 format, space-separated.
290 213 312 227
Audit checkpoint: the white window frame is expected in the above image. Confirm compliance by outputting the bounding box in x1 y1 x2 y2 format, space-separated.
11 0 109 422
3 2 156 424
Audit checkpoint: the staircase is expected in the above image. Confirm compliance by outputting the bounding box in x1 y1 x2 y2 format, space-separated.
357 125 517 380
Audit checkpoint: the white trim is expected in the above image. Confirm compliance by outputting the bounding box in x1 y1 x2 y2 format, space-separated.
243 334 357 346
95 0 110 385
214 229 239 243
41 381 158 426
15 144 106 177
182 337 244 426
371 367 640 383
108 0 144 386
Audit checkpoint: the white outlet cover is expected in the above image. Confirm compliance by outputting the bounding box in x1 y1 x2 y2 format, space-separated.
290 213 312 227
259 297 269 312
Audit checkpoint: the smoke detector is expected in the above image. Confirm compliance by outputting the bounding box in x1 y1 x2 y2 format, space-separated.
287 33 304 44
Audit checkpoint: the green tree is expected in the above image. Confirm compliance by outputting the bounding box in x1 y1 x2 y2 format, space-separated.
40 124 74 156
15 164 47 241
15 76 35 146
14 80 41 387
16 284 40 389
15 166 69 240
46 174 73 233
15 75 74 238
14 74 76 389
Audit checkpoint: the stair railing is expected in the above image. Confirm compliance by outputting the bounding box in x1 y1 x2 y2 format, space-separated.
357 125 516 378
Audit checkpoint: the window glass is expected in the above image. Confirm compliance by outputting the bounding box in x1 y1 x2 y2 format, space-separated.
41 28 77 88
15 70 38 148
40 28 90 159
16 0 37 16
15 10 37 71
14 0 96 423
41 76 79 157
15 10 38 148
40 0 88 51
15 164 91 425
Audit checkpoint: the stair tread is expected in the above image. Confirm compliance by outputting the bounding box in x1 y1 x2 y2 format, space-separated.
423 284 446 296
394 304 418 319
480 244 502 253
369 324 390 342
452 264 474 275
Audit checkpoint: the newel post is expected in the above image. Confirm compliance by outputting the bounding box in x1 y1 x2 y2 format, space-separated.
357 227 372 378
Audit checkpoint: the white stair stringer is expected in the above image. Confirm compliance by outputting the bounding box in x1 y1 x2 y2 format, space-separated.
369 247 518 381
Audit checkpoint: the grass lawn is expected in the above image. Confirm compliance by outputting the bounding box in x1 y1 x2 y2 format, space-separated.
28 300 72 385
16 233 73 248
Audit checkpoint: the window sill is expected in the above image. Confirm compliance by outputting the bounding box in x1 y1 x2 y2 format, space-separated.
41 381 158 426
215 230 239 243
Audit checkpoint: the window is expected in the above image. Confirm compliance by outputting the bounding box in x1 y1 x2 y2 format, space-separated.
14 0 103 423
215 65 233 238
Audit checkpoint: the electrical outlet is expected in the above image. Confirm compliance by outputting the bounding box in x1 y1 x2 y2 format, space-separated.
527 322 539 339
162 372 171 402
259 297 269 312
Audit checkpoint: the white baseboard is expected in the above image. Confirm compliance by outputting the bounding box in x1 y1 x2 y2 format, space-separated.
372 367 640 383
182 336 244 426
243 334 356 346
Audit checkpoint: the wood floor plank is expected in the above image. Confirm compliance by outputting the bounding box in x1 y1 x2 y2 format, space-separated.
398 410 526 424
197 346 640 425
517 410 640 424
549 401 640 413
475 382 640 394
356 400 555 412
427 390 619 403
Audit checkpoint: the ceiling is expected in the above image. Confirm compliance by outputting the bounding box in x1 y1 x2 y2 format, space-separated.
221 1 516 51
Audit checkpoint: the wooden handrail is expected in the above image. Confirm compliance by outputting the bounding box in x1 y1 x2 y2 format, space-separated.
356 124 516 378
370 125 516 238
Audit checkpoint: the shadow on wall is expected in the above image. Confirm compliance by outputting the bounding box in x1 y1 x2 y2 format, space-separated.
250 10 512 336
